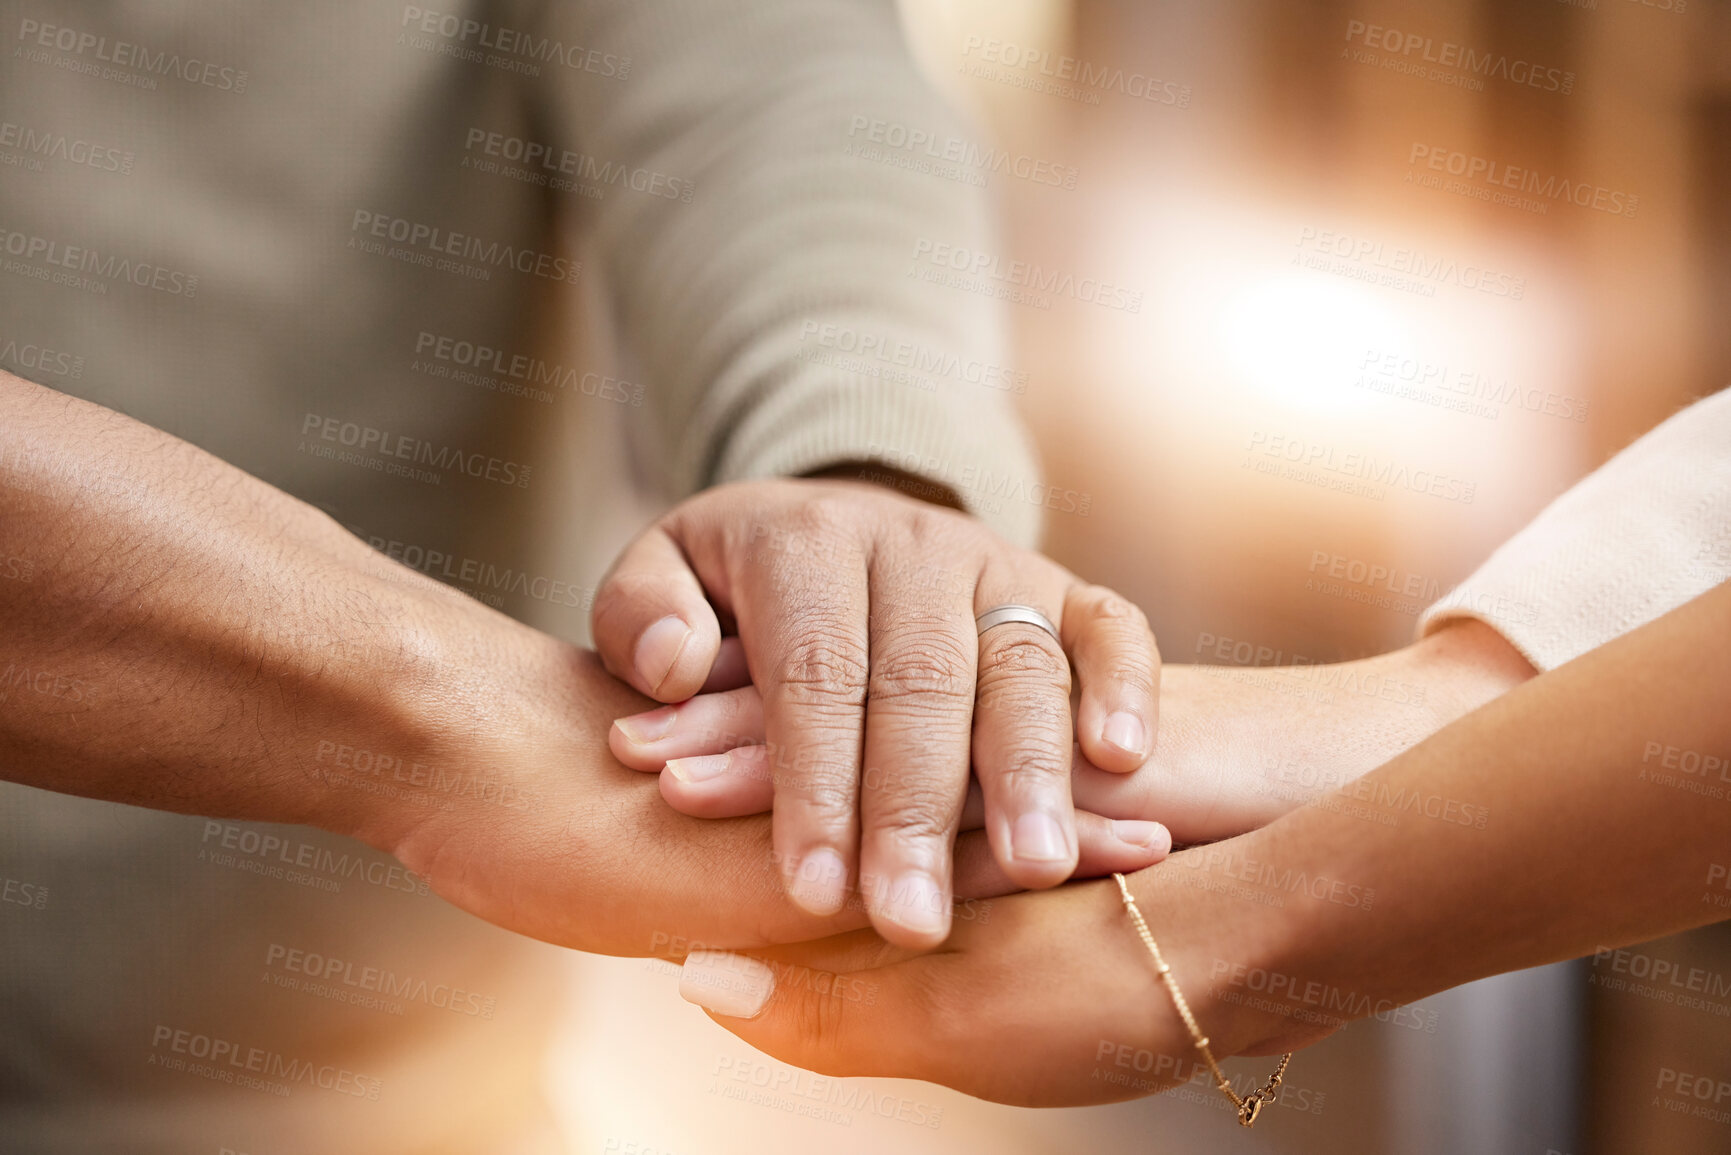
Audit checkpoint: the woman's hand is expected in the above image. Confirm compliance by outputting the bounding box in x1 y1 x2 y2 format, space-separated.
671 860 1322 1107
612 619 1535 846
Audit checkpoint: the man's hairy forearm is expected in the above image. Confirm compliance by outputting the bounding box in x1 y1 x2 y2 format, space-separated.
0 370 470 843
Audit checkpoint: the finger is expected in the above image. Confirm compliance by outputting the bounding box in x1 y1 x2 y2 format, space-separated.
592 525 723 702
952 811 1168 898
971 567 1078 890
855 549 978 949
700 636 752 693
678 945 945 1082
1064 584 1160 773
737 530 872 919
1069 747 1156 819
660 745 777 818
609 685 765 771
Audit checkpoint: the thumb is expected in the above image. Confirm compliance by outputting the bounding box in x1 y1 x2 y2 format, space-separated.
676 945 936 1080
591 525 722 701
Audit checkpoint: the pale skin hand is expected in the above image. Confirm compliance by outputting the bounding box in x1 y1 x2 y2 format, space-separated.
593 476 1162 947
681 582 1731 1106
611 615 1537 844
0 372 1164 958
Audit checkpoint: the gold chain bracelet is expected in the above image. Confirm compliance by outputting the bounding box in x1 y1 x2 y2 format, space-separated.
1111 872 1292 1127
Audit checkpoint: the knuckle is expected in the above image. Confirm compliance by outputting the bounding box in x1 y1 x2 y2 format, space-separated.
785 974 857 1067
1102 660 1158 699
782 770 860 816
991 737 1071 785
777 632 869 708
867 785 961 843
978 634 1070 692
870 635 975 705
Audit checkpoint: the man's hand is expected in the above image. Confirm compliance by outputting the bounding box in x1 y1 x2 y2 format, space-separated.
592 477 1160 946
0 372 1165 961
359 632 1170 959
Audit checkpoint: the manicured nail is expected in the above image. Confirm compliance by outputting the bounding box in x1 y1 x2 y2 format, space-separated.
1101 710 1147 758
679 950 774 1019
614 705 678 745
1011 811 1071 863
1110 819 1171 854
787 847 848 915
665 753 731 783
882 872 948 939
634 615 693 694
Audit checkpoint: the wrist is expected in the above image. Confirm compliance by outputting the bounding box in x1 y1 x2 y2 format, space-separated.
1123 850 1330 1062
1399 616 1537 727
294 566 507 855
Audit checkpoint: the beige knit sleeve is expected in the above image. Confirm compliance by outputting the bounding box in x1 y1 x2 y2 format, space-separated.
1417 389 1731 670
536 0 1042 546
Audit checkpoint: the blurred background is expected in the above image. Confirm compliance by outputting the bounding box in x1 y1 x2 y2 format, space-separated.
544 1 1731 1153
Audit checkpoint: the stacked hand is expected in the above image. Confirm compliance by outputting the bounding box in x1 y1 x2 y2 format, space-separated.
590 477 1165 946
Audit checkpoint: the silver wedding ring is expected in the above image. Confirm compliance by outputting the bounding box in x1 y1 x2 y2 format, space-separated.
975 604 1060 642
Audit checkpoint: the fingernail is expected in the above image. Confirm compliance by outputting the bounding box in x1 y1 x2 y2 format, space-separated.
883 872 949 939
679 950 774 1019
665 753 731 783
1011 811 1071 863
635 615 693 694
1101 710 1147 758
787 847 848 916
614 705 678 745
1110 819 1171 854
